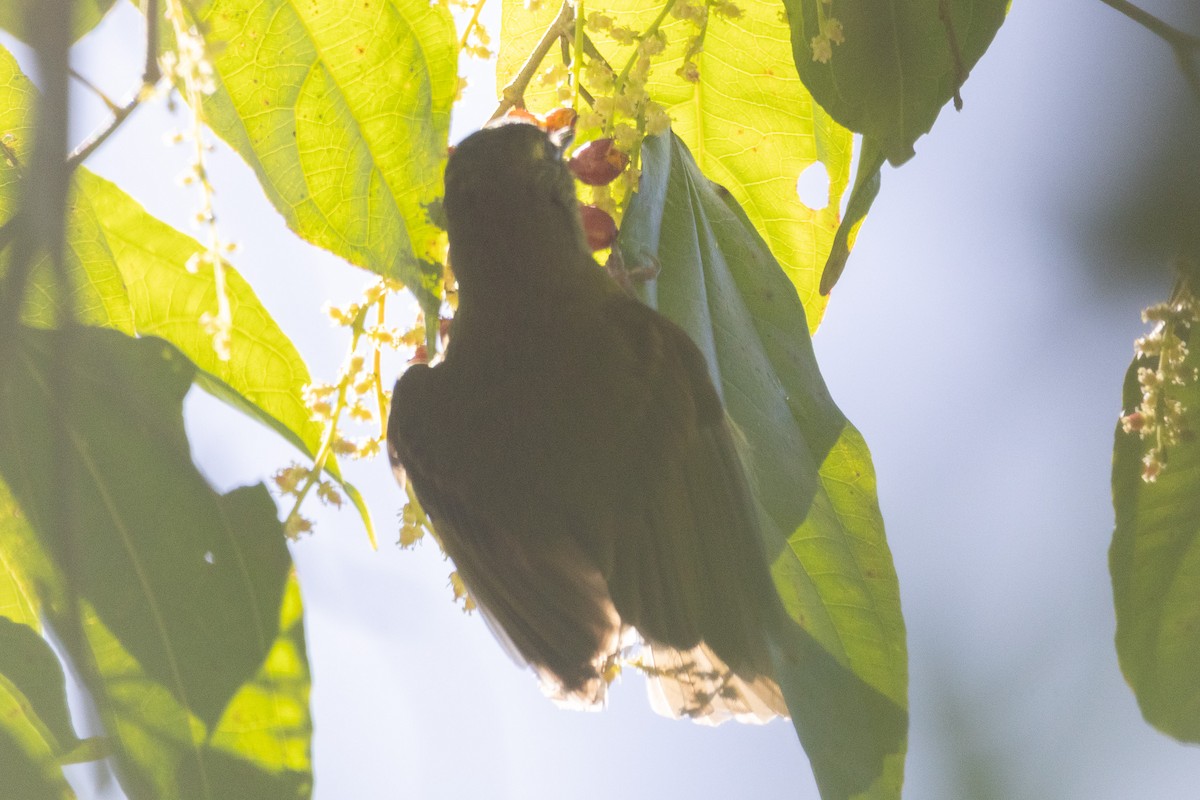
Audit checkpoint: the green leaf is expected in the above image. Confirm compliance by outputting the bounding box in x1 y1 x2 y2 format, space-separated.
781 0 1008 165
0 327 312 798
0 721 74 800
0 327 286 726
1 45 369 531
498 0 853 329
182 0 458 310
0 541 38 629
71 169 327 462
0 618 82 758
82 574 312 799
0 0 119 44
1111 307 1200 742
620 132 907 799
0 328 314 796
820 138 884 296
0 49 135 334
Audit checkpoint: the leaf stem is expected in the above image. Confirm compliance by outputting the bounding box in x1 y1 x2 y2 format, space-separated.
1097 0 1200 103
284 319 365 534
573 0 585 108
491 0 575 120
373 297 390 438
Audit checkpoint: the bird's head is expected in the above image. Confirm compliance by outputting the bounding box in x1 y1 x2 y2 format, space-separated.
443 120 588 284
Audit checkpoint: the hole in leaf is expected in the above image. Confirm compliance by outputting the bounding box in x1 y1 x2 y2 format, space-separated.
203 551 215 565
796 162 830 209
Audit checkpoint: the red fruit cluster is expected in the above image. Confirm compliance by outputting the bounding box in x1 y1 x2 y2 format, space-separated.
568 138 629 186
579 204 618 250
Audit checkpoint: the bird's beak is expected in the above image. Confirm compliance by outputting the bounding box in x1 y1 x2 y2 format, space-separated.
549 128 575 158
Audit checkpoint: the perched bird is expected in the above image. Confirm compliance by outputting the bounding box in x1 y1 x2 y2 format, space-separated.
387 120 790 723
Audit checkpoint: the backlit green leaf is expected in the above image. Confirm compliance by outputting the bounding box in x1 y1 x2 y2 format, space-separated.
498 0 854 329
185 0 458 310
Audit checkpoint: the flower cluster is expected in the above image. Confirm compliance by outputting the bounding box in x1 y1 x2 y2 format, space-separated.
274 277 413 539
450 0 493 60
809 0 844 64
161 0 233 360
449 571 477 613
1120 284 1198 482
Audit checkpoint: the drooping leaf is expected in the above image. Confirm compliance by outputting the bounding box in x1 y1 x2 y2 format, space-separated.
0 0 119 44
1111 305 1200 742
498 0 854 329
0 618 82 758
781 0 1007 165
820 138 884 295
179 0 458 312
0 328 312 798
619 132 907 799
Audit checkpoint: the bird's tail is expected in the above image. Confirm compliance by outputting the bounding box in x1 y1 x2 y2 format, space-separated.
642 641 789 725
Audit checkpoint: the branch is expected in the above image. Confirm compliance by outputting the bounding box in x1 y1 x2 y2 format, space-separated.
1098 0 1200 103
66 92 149 169
65 0 161 169
490 0 575 121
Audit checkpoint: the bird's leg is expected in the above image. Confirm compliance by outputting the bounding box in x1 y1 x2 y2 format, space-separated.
605 247 661 295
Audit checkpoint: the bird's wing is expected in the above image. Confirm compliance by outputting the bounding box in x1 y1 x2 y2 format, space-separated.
388 364 624 705
600 294 789 721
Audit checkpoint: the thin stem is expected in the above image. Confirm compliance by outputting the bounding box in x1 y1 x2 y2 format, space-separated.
572 0 584 108
70 68 121 112
458 0 489 53
373 297 389 438
284 326 360 533
605 0 674 135
64 0 161 169
1098 0 1200 104
1097 0 1200 48
491 0 574 120
66 94 146 168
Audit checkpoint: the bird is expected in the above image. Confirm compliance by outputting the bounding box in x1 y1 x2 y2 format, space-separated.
387 119 791 723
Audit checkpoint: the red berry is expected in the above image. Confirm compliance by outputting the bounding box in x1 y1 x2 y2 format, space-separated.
579 204 618 250
569 139 629 186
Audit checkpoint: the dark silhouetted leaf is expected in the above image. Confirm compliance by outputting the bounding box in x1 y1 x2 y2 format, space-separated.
782 0 1007 165
620 132 907 799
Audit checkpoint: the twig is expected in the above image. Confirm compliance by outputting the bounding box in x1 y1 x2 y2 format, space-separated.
459 0 490 53
70 68 122 112
65 0 161 169
1098 0 1200 104
490 0 575 121
66 94 149 168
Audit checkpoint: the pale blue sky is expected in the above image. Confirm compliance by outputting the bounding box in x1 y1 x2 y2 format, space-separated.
6 0 1200 796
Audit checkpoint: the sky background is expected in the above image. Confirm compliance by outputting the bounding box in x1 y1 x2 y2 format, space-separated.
5 0 1200 797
